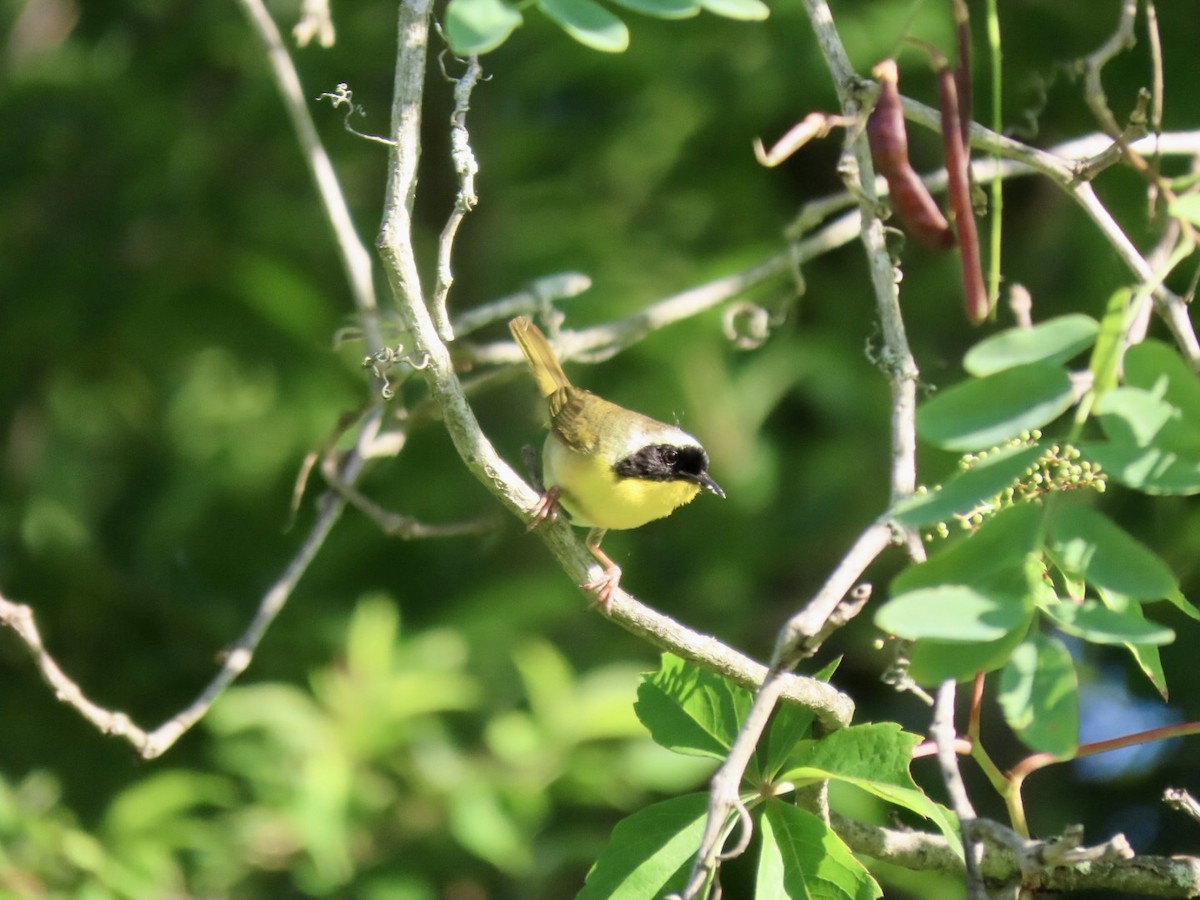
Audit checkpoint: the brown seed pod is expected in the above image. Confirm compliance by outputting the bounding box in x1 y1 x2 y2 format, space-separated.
867 59 955 251
938 63 988 323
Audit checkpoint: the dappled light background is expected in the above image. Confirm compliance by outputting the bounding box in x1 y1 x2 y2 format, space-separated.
4 0 1200 897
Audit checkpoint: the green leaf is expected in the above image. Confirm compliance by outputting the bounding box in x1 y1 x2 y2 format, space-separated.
538 0 630 51
634 654 750 761
781 724 962 856
1043 599 1174 646
445 0 523 54
875 581 1031 643
698 0 769 19
916 363 1076 451
1087 289 1131 400
757 802 882 899
1100 590 1169 699
1094 386 1184 447
907 621 1032 685
760 658 839 779
1124 340 1200 423
963 314 1099 377
893 504 1044 592
998 634 1079 756
1046 506 1178 600
577 793 708 900
891 443 1044 527
1081 439 1200 495
1168 193 1200 227
608 0 700 18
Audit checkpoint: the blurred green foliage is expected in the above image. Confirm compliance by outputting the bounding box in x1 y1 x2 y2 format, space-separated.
3 0 1200 896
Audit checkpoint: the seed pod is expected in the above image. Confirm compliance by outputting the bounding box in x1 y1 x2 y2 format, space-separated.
938 63 988 323
867 59 955 250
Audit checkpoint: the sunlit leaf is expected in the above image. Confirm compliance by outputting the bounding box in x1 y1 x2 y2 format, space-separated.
1100 590 1169 699
577 793 708 900
634 654 750 761
907 623 1032 685
963 314 1099 377
609 0 700 19
1043 599 1174 646
1124 340 1200 423
892 503 1043 593
1046 506 1178 600
1168 193 1200 227
539 0 630 51
699 0 769 20
916 363 1075 451
998 634 1078 756
875 580 1030 643
781 723 962 856
757 801 881 899
445 0 524 54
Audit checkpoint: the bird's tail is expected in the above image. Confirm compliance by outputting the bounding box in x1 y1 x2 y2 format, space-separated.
509 316 571 398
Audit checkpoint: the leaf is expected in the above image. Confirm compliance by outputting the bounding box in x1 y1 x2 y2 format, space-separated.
963 314 1099 377
1081 440 1200 495
1094 386 1184 447
1046 506 1178 600
538 0 630 51
1169 193 1200 227
998 634 1078 756
757 802 881 899
891 503 1043 594
445 0 524 54
916 363 1076 451
634 654 750 761
875 581 1031 643
608 0 700 18
1100 590 1169 699
890 443 1044 527
781 724 962 856
760 658 839 780
1124 340 1200 423
1043 599 1174 646
906 622 1032 685
577 793 709 900
698 0 769 19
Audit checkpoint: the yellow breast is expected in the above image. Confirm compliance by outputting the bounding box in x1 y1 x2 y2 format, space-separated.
543 434 701 530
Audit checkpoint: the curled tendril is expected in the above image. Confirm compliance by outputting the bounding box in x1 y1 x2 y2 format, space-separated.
362 344 431 399
722 301 780 349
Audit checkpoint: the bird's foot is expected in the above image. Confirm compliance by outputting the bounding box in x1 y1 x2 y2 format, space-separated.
583 564 622 615
528 485 561 531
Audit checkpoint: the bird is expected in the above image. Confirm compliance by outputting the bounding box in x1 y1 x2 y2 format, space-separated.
508 315 724 612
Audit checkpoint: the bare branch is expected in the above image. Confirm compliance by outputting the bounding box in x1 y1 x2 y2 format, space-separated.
0 442 370 758
933 680 986 899
833 814 1200 897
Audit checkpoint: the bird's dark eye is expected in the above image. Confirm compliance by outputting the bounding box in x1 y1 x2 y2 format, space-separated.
661 447 678 464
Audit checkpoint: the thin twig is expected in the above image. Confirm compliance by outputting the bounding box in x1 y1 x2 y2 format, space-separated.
933 680 986 899
431 53 483 341
0 445 369 759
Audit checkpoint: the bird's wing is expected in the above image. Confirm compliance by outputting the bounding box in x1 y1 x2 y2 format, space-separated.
548 386 601 454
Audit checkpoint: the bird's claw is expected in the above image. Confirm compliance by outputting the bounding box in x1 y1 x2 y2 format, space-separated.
528 486 561 531
583 564 621 615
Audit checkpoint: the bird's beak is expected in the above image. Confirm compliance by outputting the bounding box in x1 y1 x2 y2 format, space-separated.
694 473 725 499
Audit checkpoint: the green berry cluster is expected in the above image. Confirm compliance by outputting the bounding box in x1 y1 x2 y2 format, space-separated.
925 431 1106 540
